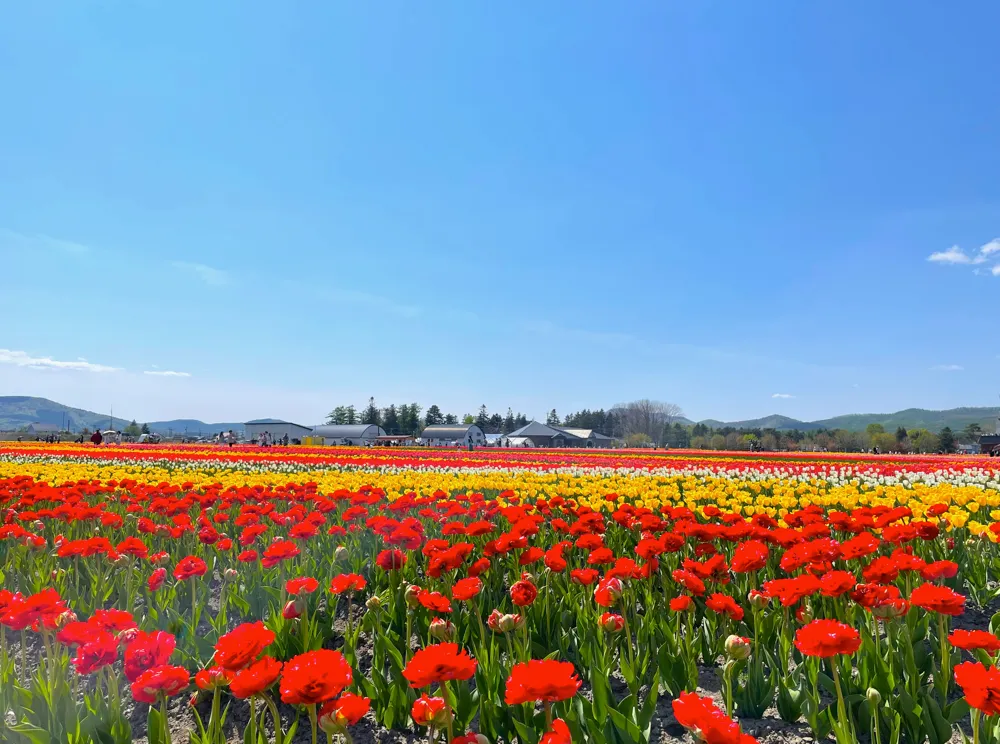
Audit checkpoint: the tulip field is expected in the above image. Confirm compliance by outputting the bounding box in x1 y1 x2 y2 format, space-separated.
3 443 1000 744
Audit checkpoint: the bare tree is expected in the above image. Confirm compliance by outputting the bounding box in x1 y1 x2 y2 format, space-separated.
611 399 685 445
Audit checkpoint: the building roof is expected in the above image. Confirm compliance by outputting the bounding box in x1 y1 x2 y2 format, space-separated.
555 427 613 440
245 419 313 430
422 424 482 439
28 422 60 432
506 421 575 439
506 437 535 447
311 424 385 438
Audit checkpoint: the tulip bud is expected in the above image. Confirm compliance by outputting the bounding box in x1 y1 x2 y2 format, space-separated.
600 613 625 633
366 595 382 611
748 590 770 610
429 618 456 641
501 613 523 633
33 520 44 532
796 605 813 624
404 584 421 610
283 599 303 619
474 735 489 744
118 627 140 646
51 568 65 581
866 688 882 706
725 635 752 661
54 610 77 629
223 568 238 582
520 571 536 584
871 599 909 620
487 609 503 633
335 546 349 563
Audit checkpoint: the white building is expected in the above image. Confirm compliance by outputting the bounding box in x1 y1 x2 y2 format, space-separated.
421 424 486 447
244 419 313 443
310 424 386 446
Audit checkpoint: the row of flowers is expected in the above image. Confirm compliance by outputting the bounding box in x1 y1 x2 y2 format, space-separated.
2 462 1000 743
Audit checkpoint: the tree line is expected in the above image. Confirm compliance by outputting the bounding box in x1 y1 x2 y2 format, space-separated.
324 398 684 440
677 421 984 454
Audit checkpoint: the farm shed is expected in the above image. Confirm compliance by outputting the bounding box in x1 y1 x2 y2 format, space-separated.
244 419 313 442
421 424 486 447
310 424 386 446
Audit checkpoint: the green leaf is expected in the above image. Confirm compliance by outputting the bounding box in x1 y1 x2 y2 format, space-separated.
147 707 166 744
8 723 52 744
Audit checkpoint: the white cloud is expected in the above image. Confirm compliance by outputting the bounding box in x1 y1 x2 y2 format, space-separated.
771 393 795 399
928 246 978 264
930 364 964 371
979 239 1000 257
928 239 1000 272
172 261 230 286
0 228 89 254
143 370 192 377
0 348 119 372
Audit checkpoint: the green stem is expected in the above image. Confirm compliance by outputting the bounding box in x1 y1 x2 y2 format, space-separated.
263 693 284 744
161 696 173 744
210 685 221 742
309 704 318 744
938 614 950 700
249 696 257 744
723 663 733 717
832 662 851 738
972 708 980 744
405 613 413 664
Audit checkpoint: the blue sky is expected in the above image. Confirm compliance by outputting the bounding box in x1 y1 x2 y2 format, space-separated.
2 1 999 425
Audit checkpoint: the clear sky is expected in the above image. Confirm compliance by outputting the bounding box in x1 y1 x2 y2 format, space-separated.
2 1 999 425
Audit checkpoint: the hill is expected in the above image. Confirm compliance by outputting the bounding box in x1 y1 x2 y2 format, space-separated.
0 396 244 435
812 407 1000 433
699 406 1000 433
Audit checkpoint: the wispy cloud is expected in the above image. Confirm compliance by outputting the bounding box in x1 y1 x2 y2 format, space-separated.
521 320 857 373
0 228 89 254
0 348 119 372
771 393 795 399
143 370 192 377
927 239 1000 275
278 281 421 318
172 261 230 286
930 364 964 372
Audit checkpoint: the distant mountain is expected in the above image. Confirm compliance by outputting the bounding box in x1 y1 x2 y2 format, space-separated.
698 414 817 431
144 419 246 436
0 396 244 435
699 407 1000 433
812 407 1000 433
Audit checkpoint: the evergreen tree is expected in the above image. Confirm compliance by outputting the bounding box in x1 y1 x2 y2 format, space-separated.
383 404 399 434
327 406 347 425
425 405 444 426
488 413 503 433
141 423 150 435
407 403 423 434
398 404 412 434
895 426 908 444
503 408 516 433
362 398 381 426
475 405 490 430
345 405 358 425
514 413 529 428
939 426 956 453
124 420 141 437
546 409 561 426
444 413 458 425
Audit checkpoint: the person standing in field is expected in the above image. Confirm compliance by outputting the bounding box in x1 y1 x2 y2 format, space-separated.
90 429 103 446
227 430 236 447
